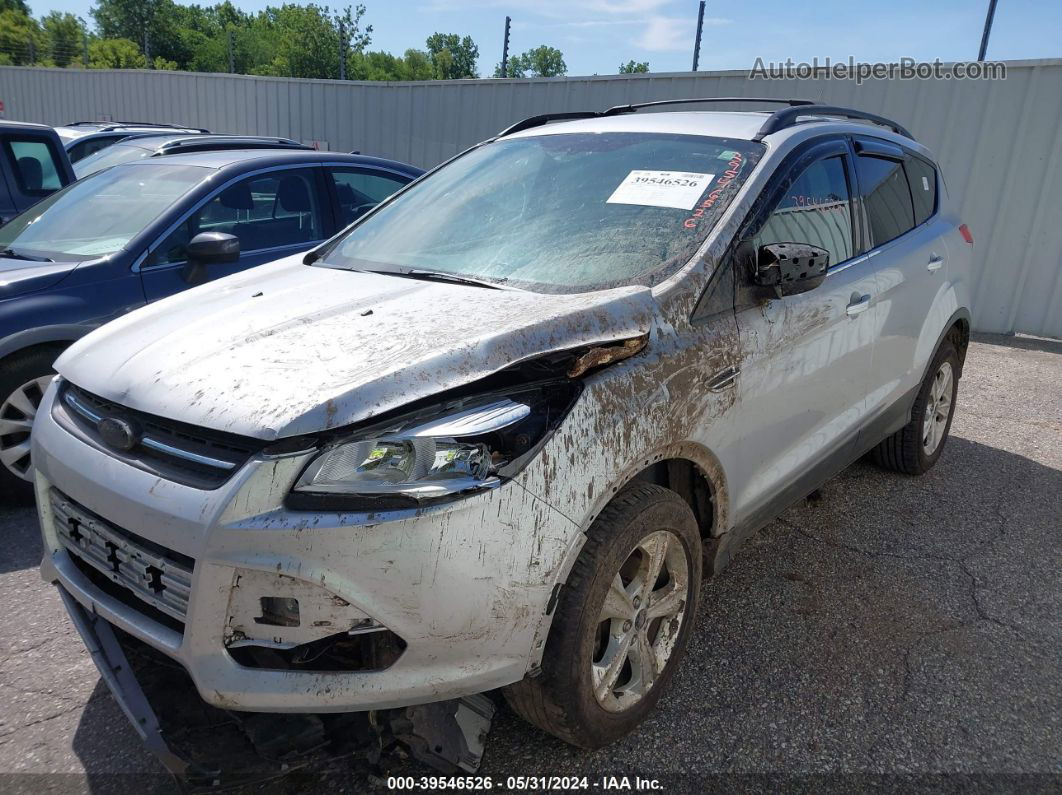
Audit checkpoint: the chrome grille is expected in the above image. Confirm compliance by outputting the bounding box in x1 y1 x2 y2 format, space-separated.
53 382 261 489
52 491 194 622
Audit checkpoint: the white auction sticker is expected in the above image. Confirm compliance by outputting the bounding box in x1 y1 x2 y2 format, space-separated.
606 170 715 210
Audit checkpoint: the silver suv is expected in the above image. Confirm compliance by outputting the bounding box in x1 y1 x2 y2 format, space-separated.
34 100 972 770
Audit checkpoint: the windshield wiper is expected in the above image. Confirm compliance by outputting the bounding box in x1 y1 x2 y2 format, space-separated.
0 248 53 262
358 267 507 290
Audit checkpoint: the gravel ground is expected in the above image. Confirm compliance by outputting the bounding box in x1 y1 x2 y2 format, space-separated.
0 334 1059 792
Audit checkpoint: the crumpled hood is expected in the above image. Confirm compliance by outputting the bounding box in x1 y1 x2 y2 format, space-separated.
0 258 79 299
57 256 656 440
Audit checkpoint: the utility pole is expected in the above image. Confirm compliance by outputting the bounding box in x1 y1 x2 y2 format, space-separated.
501 16 511 78
83 33 90 68
339 20 347 80
27 36 35 65
228 30 235 73
144 29 152 68
692 0 705 71
977 0 999 61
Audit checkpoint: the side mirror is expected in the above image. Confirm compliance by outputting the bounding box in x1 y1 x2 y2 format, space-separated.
749 241 829 297
182 232 240 285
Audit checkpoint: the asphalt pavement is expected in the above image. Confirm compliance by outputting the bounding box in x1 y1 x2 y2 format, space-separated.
0 334 1059 793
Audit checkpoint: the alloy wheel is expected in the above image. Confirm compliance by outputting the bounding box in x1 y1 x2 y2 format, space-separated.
922 361 954 455
0 375 55 481
591 529 690 713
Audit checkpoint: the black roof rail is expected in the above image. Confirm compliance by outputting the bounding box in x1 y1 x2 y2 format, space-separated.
65 121 209 133
602 96 816 115
753 105 912 141
497 98 816 137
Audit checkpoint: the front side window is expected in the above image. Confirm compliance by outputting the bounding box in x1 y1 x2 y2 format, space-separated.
0 163 208 261
754 155 854 266
315 133 765 293
6 139 62 192
856 155 916 247
149 169 322 266
329 168 410 227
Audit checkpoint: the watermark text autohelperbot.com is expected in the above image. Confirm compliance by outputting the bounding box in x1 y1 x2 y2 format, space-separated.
749 57 1007 84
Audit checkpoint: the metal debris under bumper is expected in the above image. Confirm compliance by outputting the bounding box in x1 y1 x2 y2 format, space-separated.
52 490 194 622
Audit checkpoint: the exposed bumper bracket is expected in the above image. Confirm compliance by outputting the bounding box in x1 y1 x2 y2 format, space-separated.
386 694 496 774
56 586 215 784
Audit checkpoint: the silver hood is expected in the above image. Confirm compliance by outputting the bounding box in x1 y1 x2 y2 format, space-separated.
56 256 656 440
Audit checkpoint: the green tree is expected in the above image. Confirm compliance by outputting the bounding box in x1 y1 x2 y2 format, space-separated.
425 32 477 79
88 36 145 68
498 45 566 78
618 60 649 74
41 12 87 67
246 4 370 79
0 0 30 14
0 8 42 65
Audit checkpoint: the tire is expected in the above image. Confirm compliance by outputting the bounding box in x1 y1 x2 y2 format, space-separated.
0 347 60 504
872 337 960 475
504 482 702 749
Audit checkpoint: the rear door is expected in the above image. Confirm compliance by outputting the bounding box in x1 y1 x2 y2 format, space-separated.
851 138 945 421
718 138 880 529
139 165 331 302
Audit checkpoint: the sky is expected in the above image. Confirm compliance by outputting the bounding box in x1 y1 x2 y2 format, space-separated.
25 0 1062 76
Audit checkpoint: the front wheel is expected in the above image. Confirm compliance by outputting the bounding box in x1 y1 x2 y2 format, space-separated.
0 348 58 503
505 482 701 748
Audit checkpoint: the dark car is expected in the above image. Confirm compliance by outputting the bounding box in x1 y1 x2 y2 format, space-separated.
0 148 422 499
55 121 210 163
0 120 76 225
74 134 312 179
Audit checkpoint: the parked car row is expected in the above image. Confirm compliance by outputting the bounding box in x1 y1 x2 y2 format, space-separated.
7 101 972 778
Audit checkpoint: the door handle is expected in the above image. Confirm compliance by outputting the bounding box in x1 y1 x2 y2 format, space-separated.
707 365 739 392
846 294 871 317
927 254 944 272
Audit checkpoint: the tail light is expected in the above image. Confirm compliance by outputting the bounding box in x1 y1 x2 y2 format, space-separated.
959 224 974 245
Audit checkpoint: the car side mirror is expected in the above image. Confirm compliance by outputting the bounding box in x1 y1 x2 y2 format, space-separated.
182 232 240 285
747 241 829 297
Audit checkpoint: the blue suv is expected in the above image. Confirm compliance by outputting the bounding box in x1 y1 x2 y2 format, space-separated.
0 148 422 499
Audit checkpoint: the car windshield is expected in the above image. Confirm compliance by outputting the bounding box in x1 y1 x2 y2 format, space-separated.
0 163 208 262
74 142 154 178
315 132 764 292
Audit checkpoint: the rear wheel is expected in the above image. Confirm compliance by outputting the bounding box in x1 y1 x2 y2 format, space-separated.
504 482 701 748
0 349 59 503
872 338 960 475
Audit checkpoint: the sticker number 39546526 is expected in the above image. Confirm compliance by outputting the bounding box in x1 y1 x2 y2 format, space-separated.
606 170 715 210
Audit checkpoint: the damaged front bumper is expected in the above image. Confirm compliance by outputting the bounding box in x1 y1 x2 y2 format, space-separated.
55 586 495 783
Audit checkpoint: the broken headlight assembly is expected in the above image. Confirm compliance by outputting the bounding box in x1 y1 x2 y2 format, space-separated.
287 381 581 511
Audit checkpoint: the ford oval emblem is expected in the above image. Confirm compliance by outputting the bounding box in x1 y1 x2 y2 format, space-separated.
98 417 139 451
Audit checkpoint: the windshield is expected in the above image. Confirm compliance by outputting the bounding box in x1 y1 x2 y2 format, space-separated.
74 142 153 178
316 132 763 292
0 163 208 262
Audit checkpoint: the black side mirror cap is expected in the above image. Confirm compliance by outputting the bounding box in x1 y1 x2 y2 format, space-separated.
182 231 240 285
750 241 829 297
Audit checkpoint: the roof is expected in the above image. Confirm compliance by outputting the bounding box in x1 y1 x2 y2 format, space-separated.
120 147 423 175
504 108 916 145
0 119 55 133
505 111 773 142
106 133 304 151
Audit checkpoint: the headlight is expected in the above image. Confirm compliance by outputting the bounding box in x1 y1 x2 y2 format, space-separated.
287 381 581 511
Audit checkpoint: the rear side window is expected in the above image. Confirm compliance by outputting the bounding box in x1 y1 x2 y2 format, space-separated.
855 155 915 247
754 155 855 267
329 168 410 227
7 139 62 192
904 157 937 226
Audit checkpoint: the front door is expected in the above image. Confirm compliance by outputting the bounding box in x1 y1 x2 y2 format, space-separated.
717 139 880 530
139 166 329 302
